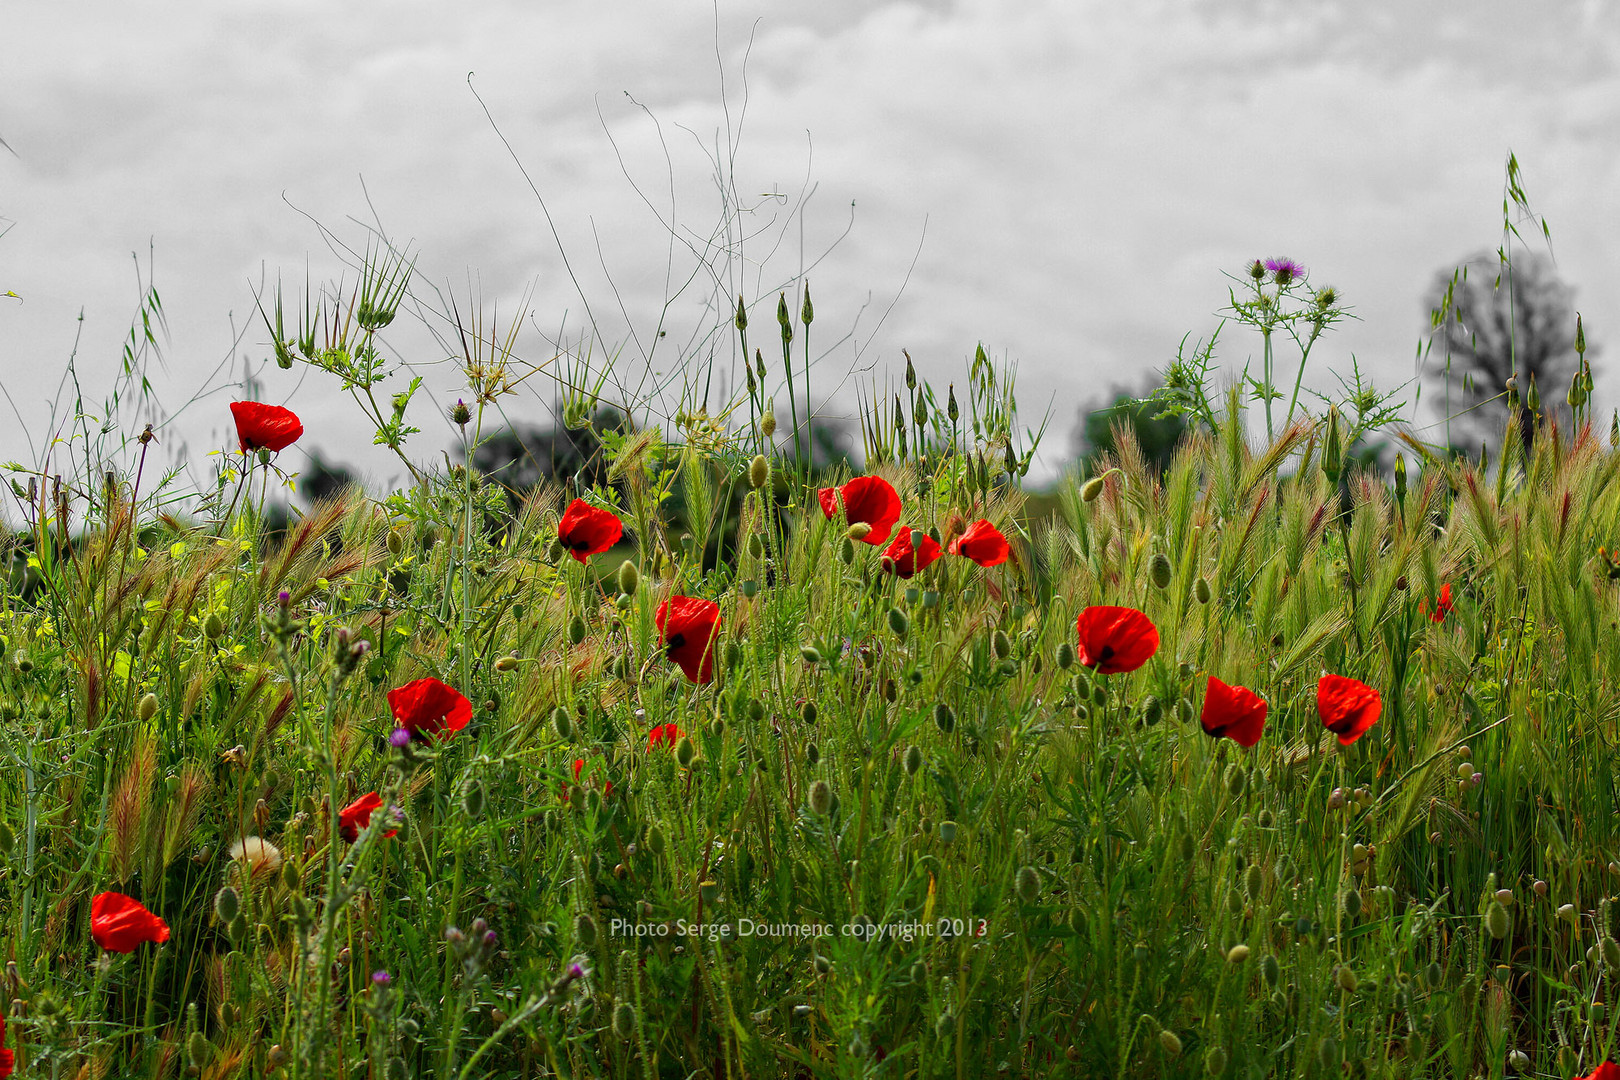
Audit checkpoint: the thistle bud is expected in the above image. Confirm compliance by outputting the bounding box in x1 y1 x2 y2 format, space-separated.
137 692 159 721
1015 865 1041 903
808 779 832 816
904 745 923 776
1149 552 1172 589
450 399 472 427
1081 476 1105 503
749 454 770 490
617 560 639 596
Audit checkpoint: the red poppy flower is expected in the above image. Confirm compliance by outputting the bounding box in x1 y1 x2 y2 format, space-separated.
338 791 397 843
1577 1064 1620 1080
557 498 623 562
657 595 722 684
90 891 170 953
573 758 585 782
949 519 1011 568
882 527 943 579
0 1013 11 1079
1199 676 1268 748
818 475 902 545
1074 606 1159 674
1317 674 1382 745
229 401 303 454
1423 583 1454 624
648 722 682 749
386 677 472 741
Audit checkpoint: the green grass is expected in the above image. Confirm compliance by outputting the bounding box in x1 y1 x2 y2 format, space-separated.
0 265 1614 1080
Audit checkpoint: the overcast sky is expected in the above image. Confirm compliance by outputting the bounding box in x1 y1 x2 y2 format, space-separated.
3 0 1617 492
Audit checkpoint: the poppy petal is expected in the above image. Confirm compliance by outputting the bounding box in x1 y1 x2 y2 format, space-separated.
229 401 304 454
882 527 943 579
386 677 473 741
1075 606 1159 674
90 891 171 953
822 476 902 545
657 596 722 684
1317 674 1382 745
949 519 1011 567
557 499 624 562
1199 676 1268 748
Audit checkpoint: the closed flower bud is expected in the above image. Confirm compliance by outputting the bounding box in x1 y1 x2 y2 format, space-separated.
1424 961 1443 989
0 821 13 856
1484 903 1510 940
938 820 957 843
746 454 771 491
494 654 518 672
1015 865 1041 903
904 744 923 775
214 885 241 924
1149 552 1172 589
612 1001 636 1040
800 645 822 664
675 737 696 769
1195 576 1211 604
800 701 818 724
574 913 597 948
1336 964 1358 993
1226 943 1250 964
1081 476 1105 503
888 607 910 639
1244 863 1265 901
1224 764 1246 798
568 615 587 646
1158 1029 1182 1057
1556 903 1576 924
805 742 820 765
993 629 1011 660
934 702 955 733
138 692 159 721
746 534 765 560
808 780 833 816
386 529 405 556
1317 1035 1341 1070
1055 641 1074 669
1140 695 1163 726
761 408 777 438
204 612 226 639
1204 1046 1228 1076
552 707 574 742
1342 889 1362 918
617 560 639 596
1261 954 1280 987
462 779 486 820
187 1031 213 1068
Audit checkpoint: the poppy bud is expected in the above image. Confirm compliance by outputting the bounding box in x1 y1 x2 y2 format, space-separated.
229 913 249 942
1081 476 1105 503
746 534 765 561
800 645 822 665
1336 965 1358 993
1226 943 1250 964
1204 1046 1228 1076
462 780 486 820
552 707 573 742
204 612 226 639
386 1058 408 1080
0 821 13 857
748 454 770 491
1148 552 1172 589
1261 954 1280 987
1224 764 1246 798
1055 642 1074 669
888 607 910 639
1317 1035 1340 1071
188 1031 213 1069
1195 576 1211 604
494 654 518 673
993 630 1011 660
808 780 832 816
1015 865 1041 903
1245 863 1265 901
214 885 241 924
1158 1029 1182 1057
904 745 923 775
1483 902 1510 940
568 615 587 646
805 742 820 765
386 528 405 556
1342 889 1362 918
610 1000 638 1040
1140 695 1163 726
800 701 818 724
1494 889 1513 908
1178 831 1196 862
616 560 639 597
137 692 159 721
1556 903 1576 923
675 737 696 769
761 407 776 438
574 913 597 948
934 703 955 733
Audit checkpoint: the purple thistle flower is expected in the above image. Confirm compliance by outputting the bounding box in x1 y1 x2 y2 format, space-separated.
568 963 585 979
389 727 412 748
484 930 499 947
1263 257 1305 285
372 970 391 986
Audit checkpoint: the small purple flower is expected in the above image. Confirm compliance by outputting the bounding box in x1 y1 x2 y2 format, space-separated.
445 925 465 945
484 930 499 947
1471 770 1484 787
372 970 391 987
389 803 405 823
278 590 292 606
1263 257 1305 285
389 727 412 749
568 963 585 979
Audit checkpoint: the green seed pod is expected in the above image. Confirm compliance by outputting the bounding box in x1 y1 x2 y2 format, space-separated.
904 745 923 776
808 780 832 816
574 913 598 948
552 707 573 742
617 560 639 596
1140 695 1163 725
1081 476 1105 503
612 1001 637 1040
568 615 587 646
992 630 1012 660
888 607 910 639
1194 576 1211 604
204 611 226 639
1149 552 1172 589
462 779 486 820
934 702 955 734
1224 764 1246 798
800 645 822 665
1158 1029 1182 1057
1261 955 1280 987
748 454 770 490
214 885 241 924
1204 1045 1228 1076
1015 866 1041 903
1055 641 1074 669
675 737 696 769
1226 943 1250 964
741 578 760 598
137 692 159 721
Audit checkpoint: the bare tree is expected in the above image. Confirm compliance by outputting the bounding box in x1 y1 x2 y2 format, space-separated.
1423 250 1586 450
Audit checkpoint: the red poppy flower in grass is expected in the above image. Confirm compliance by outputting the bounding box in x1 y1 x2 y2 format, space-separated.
648 722 682 750
339 791 397 843
882 527 943 579
1317 674 1382 745
557 498 623 562
0 1013 12 1079
949 519 1011 567
818 475 902 545
229 401 303 454
657 595 722 684
1074 606 1159 674
1200 677 1268 748
386 677 472 741
1578 1064 1620 1080
90 891 170 953
1423 583 1454 624
573 758 586 782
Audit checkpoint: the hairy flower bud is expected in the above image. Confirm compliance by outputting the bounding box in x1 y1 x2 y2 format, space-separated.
1195 576 1211 604
1081 476 1105 503
904 744 923 776
137 692 159 721
808 779 832 816
214 885 241 924
934 702 955 734
749 454 770 490
1149 552 1173 589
